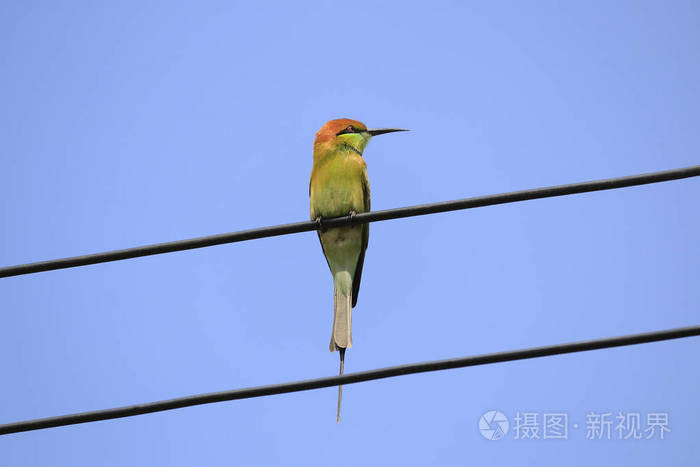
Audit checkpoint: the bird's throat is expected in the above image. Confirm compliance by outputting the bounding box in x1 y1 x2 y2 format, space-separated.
341 143 363 156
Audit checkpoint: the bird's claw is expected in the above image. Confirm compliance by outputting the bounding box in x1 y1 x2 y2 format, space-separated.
348 211 357 222
315 216 327 232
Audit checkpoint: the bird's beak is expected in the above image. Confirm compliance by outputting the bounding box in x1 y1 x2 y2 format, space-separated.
367 128 409 136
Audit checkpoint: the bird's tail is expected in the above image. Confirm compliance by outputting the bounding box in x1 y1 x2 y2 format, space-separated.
331 270 352 423
330 270 353 352
337 348 345 423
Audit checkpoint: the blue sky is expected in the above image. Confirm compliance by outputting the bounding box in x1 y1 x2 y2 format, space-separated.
1 1 698 465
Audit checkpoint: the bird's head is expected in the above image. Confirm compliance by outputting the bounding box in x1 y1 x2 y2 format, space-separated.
314 118 407 157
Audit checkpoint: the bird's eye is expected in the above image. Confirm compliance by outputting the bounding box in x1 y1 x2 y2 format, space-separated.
336 125 359 136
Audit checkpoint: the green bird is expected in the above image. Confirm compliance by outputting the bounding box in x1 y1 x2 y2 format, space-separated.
309 118 407 422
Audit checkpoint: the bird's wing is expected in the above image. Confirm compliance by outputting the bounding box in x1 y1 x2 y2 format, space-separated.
351 167 370 307
316 231 333 273
310 175 334 274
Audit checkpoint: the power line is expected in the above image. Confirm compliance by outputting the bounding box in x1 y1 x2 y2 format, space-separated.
1 164 698 279
1 324 697 435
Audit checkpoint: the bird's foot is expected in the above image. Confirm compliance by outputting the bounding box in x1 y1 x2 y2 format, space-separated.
315 216 327 233
348 210 357 222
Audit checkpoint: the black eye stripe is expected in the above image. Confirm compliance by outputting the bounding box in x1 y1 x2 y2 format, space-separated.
336 125 360 136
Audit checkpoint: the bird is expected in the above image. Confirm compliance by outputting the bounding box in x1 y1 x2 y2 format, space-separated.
309 118 407 422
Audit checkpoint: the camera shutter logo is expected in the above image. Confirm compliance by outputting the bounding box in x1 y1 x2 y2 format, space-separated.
479 410 509 440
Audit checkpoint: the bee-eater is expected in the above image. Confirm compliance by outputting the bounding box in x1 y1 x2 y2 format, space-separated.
309 118 407 422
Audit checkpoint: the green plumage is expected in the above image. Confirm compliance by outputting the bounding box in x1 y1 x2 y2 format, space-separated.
309 118 405 422
310 147 370 351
